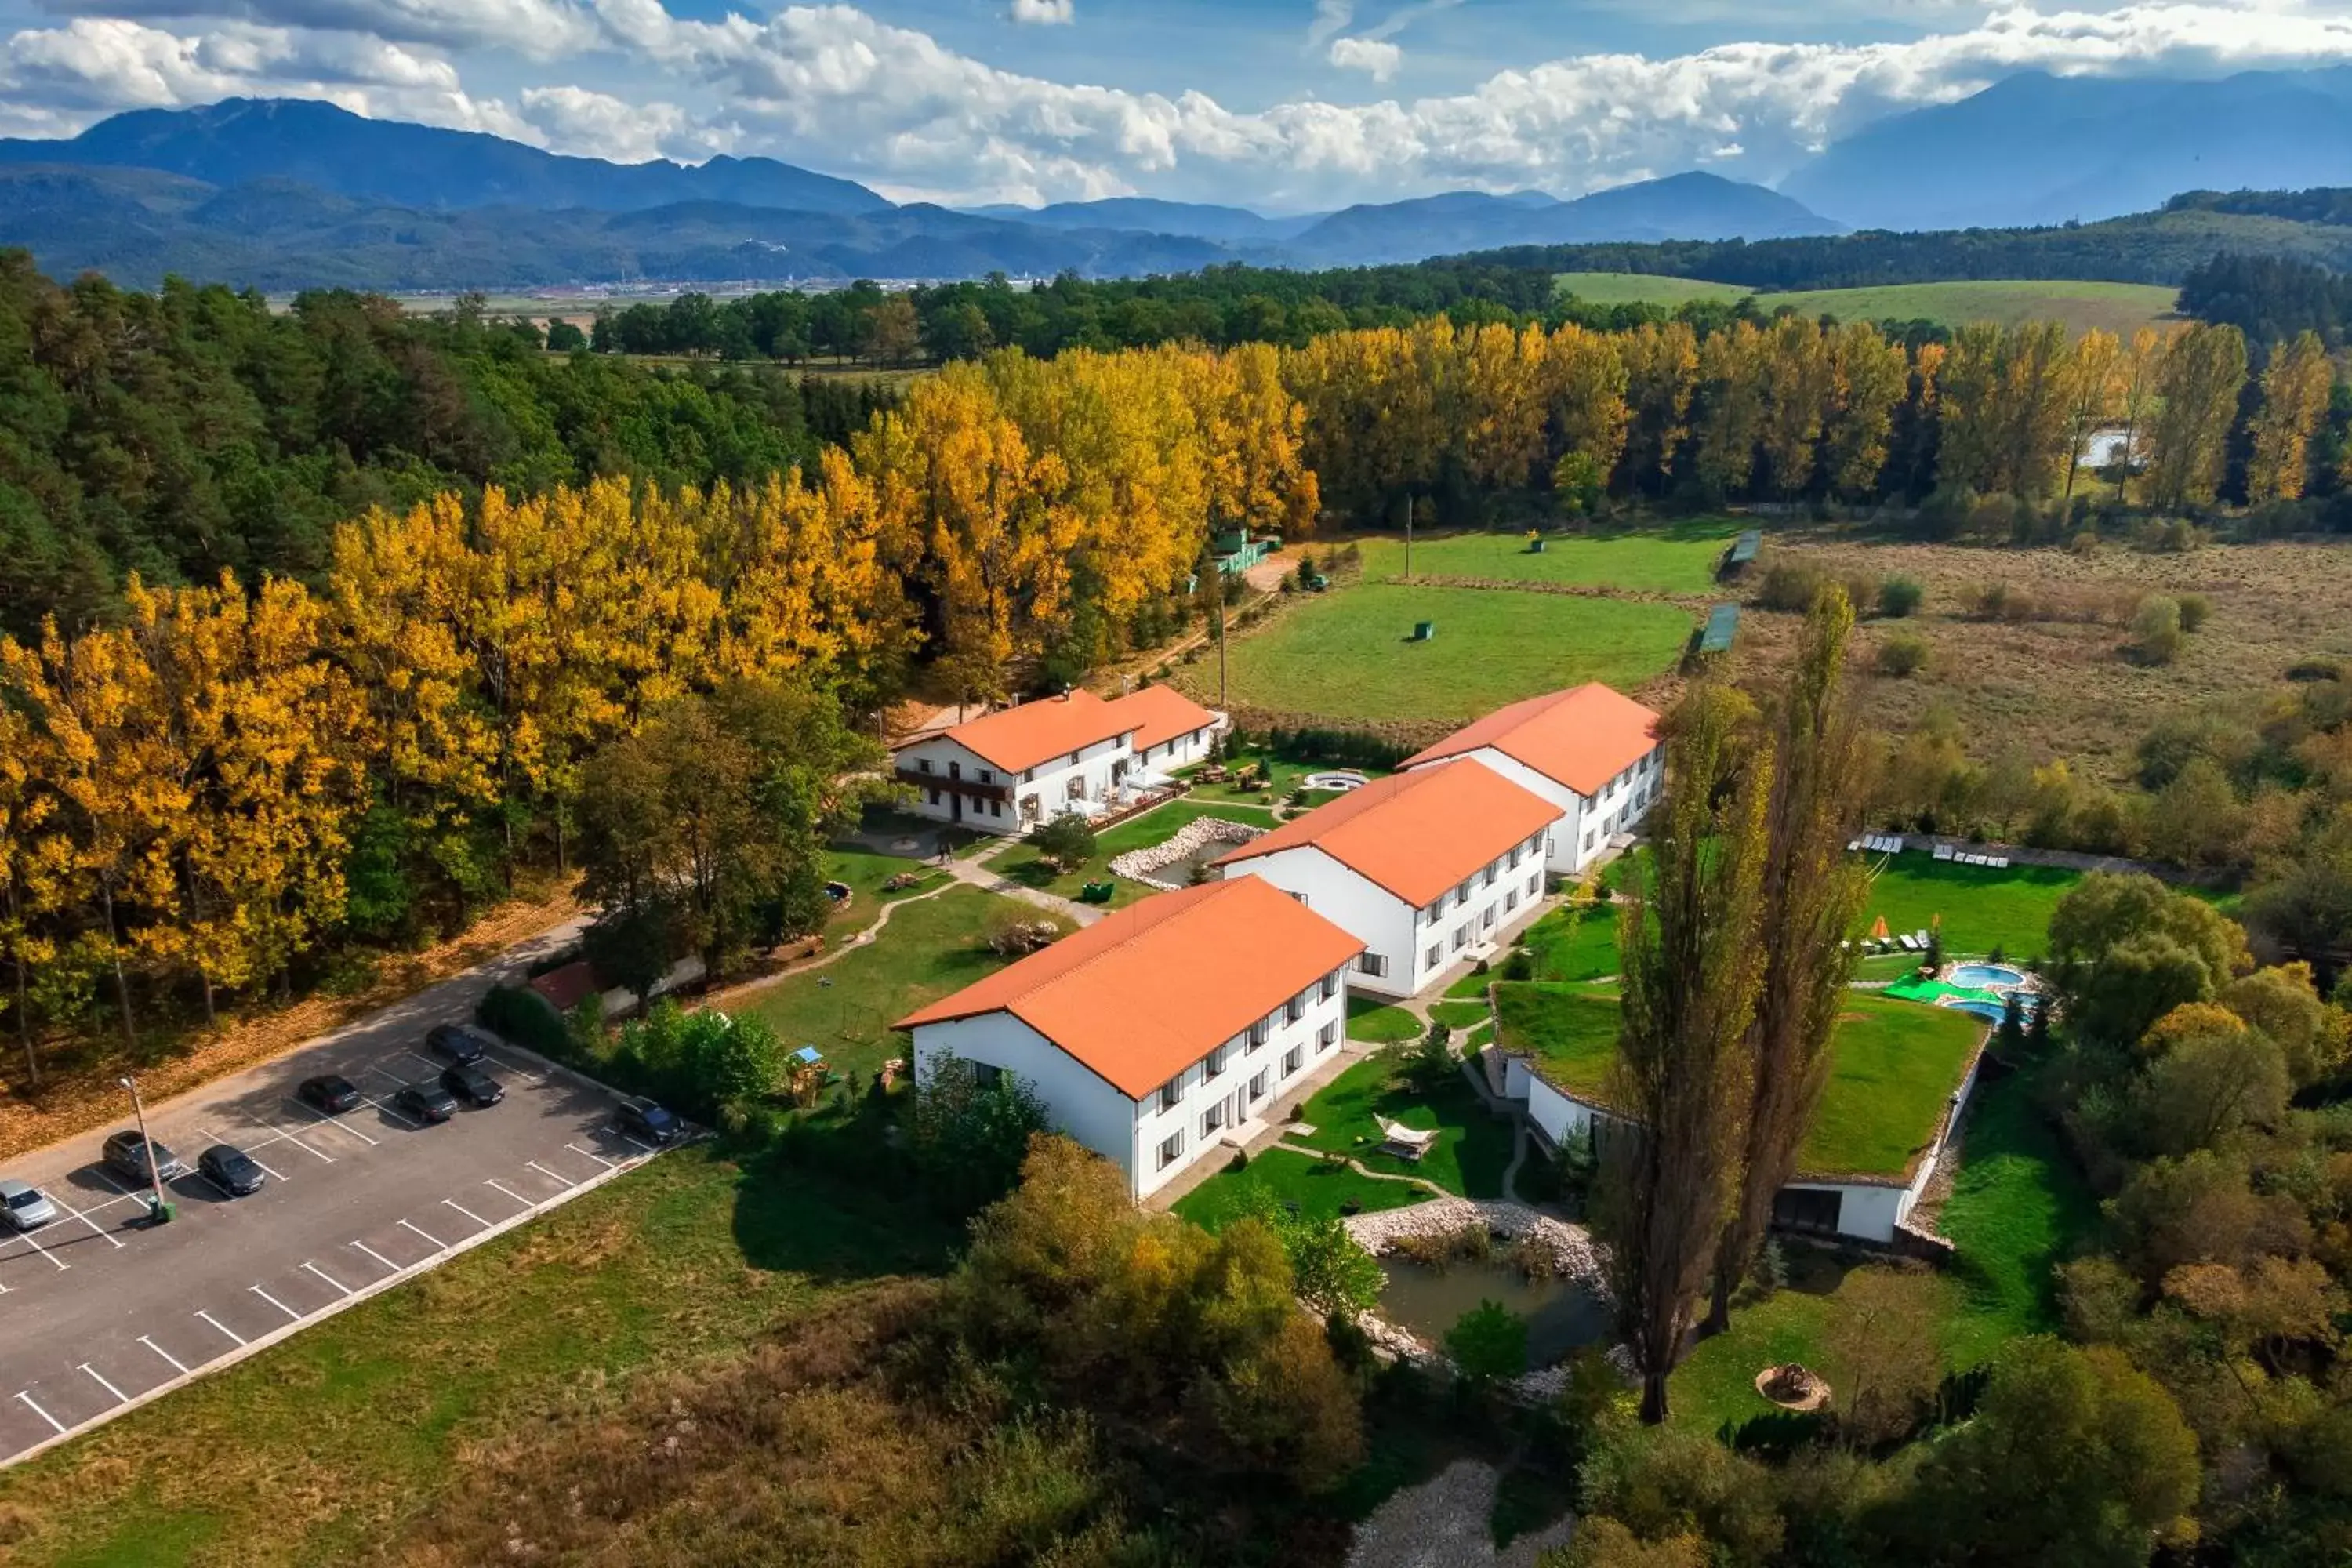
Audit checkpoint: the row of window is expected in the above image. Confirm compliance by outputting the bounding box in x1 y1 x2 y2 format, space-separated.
1424 829 1548 927
1423 870 1540 973
1157 1027 1338 1170
1156 972 1342 1112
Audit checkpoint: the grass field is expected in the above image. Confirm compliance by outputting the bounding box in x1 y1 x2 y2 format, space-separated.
994 798 1277 908
1551 272 2177 336
1357 520 1738 596
733 885 1062 1083
1494 985 1983 1179
0 1147 953 1566
1860 855 2081 959
1207 584 1692 726
1174 1142 1432 1228
1666 1064 2094 1432
1280 1054 1513 1198
1348 995 1423 1044
1520 902 1621 982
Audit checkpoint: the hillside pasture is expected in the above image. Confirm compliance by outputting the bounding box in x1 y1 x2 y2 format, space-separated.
1356 520 1739 596
1552 273 2177 336
1195 583 1691 728
1553 271 1749 307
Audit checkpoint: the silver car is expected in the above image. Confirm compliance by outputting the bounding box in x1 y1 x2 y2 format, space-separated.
0 1178 57 1231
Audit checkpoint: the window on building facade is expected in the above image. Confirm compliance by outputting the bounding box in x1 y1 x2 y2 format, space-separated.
1483 865 1497 887
1505 889 1519 913
1284 996 1302 1024
928 788 942 806
1483 906 1497 931
1358 952 1388 978
1160 1076 1183 1112
1453 925 1469 951
1250 1018 1271 1047
1206 1045 1229 1078
1158 1130 1185 1169
970 1062 1002 1088
1527 872 1541 896
916 758 934 774
979 768 993 784
949 760 961 780
1318 1022 1336 1051
1283 1046 1302 1077
1426 944 1442 970
1249 1069 1269 1102
1200 1103 1226 1138
1319 972 1338 1001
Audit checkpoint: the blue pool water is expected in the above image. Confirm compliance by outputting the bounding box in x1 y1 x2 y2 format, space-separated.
1940 999 2007 1022
1947 963 2027 989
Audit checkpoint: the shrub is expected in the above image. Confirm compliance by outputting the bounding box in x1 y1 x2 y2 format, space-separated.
2129 596 2185 665
2175 591 2211 633
1876 576 1924 618
1756 561 1826 613
1445 1299 1530 1387
1029 811 1098 871
906 1056 1052 1215
477 983 572 1060
1877 633 1930 678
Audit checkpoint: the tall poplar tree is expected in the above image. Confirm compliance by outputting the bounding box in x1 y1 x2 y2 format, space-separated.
2143 323 2249 511
1601 683 1773 1425
2249 330 2335 502
1706 586 1874 1331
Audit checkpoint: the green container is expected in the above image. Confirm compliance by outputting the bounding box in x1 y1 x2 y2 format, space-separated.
1411 620 1436 641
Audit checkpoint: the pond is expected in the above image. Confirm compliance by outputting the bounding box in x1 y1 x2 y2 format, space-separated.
1377 1257 1613 1367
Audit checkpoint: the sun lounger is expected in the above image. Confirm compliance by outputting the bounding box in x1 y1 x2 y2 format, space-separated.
1897 935 1919 951
1376 1116 1439 1161
1933 844 1953 861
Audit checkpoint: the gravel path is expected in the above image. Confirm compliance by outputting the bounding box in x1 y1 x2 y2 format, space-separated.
1347 1460 1576 1568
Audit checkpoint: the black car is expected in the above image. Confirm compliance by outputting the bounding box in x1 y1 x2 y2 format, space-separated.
197 1144 266 1196
615 1097 681 1145
393 1081 459 1123
440 1063 503 1108
102 1131 187 1183
298 1074 363 1115
426 1024 492 1065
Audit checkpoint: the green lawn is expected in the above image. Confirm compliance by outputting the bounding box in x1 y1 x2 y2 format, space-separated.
1357 521 1739 596
1493 985 1981 1179
1207 584 1692 725
0 1146 954 1566
1493 981 1623 1105
1173 1142 1433 1229
1551 274 2176 337
1430 999 1490 1030
1798 994 1985 1180
822 844 949 932
733 885 1064 1083
1348 994 1424 1044
1554 271 1750 307
1666 1064 2094 1432
993 799 1278 908
1860 855 2082 960
1178 750 1390 808
1287 1053 1514 1197
1519 902 1621 982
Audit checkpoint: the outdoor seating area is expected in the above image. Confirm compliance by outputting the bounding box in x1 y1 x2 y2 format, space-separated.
1933 844 2012 868
1852 833 1907 853
1852 833 2014 870
1376 1116 1440 1162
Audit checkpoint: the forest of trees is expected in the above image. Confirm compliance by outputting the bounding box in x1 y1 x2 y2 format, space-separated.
2178 252 2352 347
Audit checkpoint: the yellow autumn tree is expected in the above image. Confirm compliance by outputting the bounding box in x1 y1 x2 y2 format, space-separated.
2249 330 2336 502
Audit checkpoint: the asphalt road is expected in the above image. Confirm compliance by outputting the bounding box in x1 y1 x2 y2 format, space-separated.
0 913 686 1468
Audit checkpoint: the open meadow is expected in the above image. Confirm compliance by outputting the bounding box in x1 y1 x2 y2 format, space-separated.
1552 272 2179 336
1356 519 1738 595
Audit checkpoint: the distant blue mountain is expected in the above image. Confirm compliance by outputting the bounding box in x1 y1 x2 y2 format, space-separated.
1781 67 2352 232
961 197 1325 244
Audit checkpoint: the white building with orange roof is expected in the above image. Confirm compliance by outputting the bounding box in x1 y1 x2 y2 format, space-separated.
1211 759 1563 999
894 877 1363 1199
891 684 1223 836
1400 683 1663 875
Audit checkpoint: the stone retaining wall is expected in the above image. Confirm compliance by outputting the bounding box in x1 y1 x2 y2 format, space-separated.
1107 815 1267 891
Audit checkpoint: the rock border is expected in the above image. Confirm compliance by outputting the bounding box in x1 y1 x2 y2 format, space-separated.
1108 814 1268 891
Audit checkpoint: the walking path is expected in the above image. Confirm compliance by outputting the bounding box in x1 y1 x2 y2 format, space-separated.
944 844 1106 927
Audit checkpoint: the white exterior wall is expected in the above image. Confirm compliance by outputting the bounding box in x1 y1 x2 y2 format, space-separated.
1218 848 1420 997
1402 834 1551 996
1523 1072 1605 1147
1564 748 1664 871
1132 718 1224 775
896 727 1138 836
908 969 1353 1200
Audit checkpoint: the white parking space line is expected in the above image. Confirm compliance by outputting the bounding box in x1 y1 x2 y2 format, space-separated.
250 1284 301 1322
398 1217 445 1250
565 1142 617 1170
14 1391 64 1435
299 1261 353 1298
78 1363 128 1404
196 1310 245 1346
441 1198 491 1230
484 1178 535 1213
360 1091 422 1131
619 1134 657 1156
350 1240 401 1276
3 1223 67 1272
256 1117 336 1163
483 1050 544 1083
140 1336 191 1375
41 1187 128 1250
300 1105 378 1148
398 1050 445 1074
524 1160 574 1189
247 1153 285 1181
191 1171 240 1203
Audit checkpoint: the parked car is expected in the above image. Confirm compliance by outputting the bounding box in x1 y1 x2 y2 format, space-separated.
440 1063 503 1108
0 1178 57 1230
197 1144 266 1196
614 1097 681 1145
426 1024 492 1065
393 1081 459 1124
298 1074 363 1115
103 1131 187 1183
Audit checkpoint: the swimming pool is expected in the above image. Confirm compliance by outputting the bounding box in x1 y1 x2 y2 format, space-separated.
1938 993 2039 1024
1947 962 2027 989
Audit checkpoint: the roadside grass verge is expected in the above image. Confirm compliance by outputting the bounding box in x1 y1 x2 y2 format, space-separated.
994 800 1278 909
0 1146 956 1567
1203 584 1692 726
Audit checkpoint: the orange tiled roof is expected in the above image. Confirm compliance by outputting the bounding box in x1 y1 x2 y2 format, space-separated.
1214 758 1562 907
894 878 1364 1099
917 691 1134 775
1103 685 1219 754
1402 684 1658 797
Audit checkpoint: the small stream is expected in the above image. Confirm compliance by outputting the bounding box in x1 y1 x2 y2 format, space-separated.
1377 1258 1613 1365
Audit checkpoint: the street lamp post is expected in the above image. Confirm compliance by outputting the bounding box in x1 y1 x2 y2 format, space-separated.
118 1074 170 1224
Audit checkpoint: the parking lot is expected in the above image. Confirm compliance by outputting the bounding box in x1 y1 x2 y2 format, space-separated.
0 962 670 1466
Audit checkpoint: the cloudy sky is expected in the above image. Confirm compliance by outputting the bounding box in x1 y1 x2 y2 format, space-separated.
5 0 2352 209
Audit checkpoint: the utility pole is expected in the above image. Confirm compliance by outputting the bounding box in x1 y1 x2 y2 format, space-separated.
118 1073 170 1224
1405 494 1415 579
1215 568 1229 709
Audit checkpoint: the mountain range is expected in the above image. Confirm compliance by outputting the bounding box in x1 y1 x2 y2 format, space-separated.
8 68 2352 292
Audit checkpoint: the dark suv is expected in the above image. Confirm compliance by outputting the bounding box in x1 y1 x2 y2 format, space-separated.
426 1025 492 1065
440 1063 503 1108
393 1081 460 1124
103 1131 187 1183
298 1074 363 1115
615 1097 682 1145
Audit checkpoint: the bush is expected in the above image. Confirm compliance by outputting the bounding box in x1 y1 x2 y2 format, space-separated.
1877 633 1930 678
1756 561 1826 613
2175 591 2211 633
477 984 573 1060
1029 811 1098 871
2129 596 2185 665
1876 576 1924 619
906 1056 1053 1215
1445 1299 1530 1387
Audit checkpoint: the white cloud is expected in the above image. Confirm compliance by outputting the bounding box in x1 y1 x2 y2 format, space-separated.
1327 35 1399 81
30 0 599 57
1008 0 1072 22
12 1 2352 207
